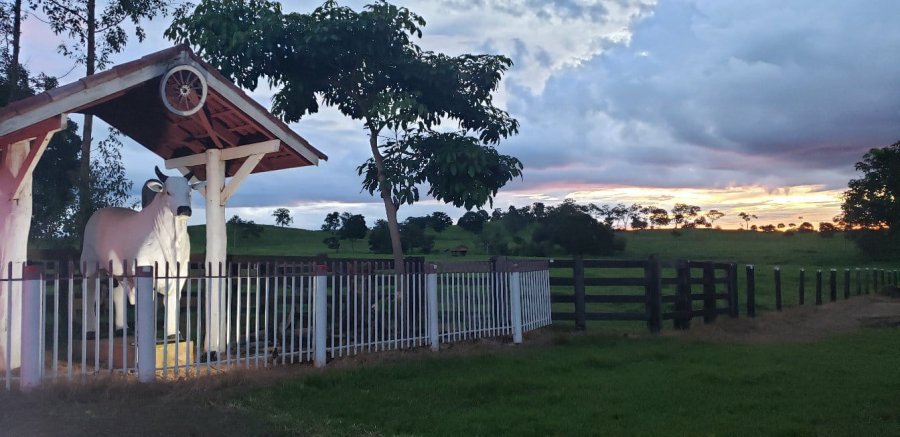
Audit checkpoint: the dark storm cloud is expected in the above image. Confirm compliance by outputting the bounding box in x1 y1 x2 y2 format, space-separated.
496 0 900 194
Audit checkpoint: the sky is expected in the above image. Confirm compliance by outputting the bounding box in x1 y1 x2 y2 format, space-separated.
16 0 900 230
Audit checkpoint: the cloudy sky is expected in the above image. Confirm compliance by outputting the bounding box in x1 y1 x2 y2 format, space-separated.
17 0 900 229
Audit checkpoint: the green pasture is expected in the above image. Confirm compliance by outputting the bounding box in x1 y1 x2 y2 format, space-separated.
238 327 900 436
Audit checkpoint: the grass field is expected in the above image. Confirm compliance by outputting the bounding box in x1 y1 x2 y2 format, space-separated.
236 327 900 436
184 224 894 317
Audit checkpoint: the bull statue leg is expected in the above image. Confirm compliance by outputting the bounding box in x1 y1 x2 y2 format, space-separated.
112 280 127 331
158 278 182 339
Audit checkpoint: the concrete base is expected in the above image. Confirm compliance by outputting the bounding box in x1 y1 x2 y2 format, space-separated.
77 338 195 369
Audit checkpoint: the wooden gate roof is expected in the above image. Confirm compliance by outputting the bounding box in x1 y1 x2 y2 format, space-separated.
0 45 327 180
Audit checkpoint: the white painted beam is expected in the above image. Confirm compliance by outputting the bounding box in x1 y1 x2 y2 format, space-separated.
11 114 67 200
163 139 280 170
221 153 265 205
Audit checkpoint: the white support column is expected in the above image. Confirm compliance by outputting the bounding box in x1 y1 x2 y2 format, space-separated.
136 266 156 383
20 265 42 391
0 117 64 372
204 148 227 353
164 141 279 355
509 270 523 344
314 264 328 368
426 265 439 352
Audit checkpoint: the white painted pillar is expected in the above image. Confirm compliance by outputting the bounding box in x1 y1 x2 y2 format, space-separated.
136 266 156 383
509 270 523 344
426 265 439 352
0 142 32 371
204 149 227 353
314 265 327 368
19 265 42 391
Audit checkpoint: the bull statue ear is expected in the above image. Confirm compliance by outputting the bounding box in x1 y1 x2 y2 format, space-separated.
146 181 164 192
190 181 207 191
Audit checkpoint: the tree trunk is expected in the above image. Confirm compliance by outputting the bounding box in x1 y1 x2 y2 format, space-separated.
78 0 97 237
368 127 406 275
7 0 22 103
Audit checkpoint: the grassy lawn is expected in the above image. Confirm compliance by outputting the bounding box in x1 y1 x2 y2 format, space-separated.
239 328 900 436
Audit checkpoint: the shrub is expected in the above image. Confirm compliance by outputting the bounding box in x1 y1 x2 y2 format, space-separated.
782 230 796 237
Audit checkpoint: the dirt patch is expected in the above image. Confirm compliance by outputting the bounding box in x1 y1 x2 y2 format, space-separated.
664 294 900 343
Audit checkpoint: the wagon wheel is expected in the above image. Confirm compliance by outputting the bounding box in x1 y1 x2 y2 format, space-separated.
159 65 208 117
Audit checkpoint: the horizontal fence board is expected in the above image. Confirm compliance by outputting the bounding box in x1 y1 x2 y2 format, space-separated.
550 277 575 286
689 278 730 285
689 293 729 300
550 277 646 287
552 294 645 304
584 277 646 287
549 259 648 269
551 294 574 303
585 312 647 321
552 312 647 321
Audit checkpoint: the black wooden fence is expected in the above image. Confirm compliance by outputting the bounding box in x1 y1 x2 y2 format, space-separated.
550 256 738 332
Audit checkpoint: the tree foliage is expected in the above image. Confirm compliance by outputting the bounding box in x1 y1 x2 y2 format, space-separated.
31 0 177 233
339 212 368 250
272 208 293 227
457 210 489 234
166 0 521 270
532 201 615 256
840 142 900 231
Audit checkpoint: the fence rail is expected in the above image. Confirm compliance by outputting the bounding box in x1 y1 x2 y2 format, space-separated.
0 259 551 391
550 257 737 332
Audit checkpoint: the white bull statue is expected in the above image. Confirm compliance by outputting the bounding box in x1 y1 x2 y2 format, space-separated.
81 167 204 339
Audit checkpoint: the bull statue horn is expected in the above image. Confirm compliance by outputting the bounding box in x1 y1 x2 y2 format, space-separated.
184 169 195 181
155 166 168 182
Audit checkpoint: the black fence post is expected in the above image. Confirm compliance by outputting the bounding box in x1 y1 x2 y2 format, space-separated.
703 262 716 324
829 269 837 302
843 269 850 300
728 263 739 318
799 268 805 305
573 255 586 331
645 256 663 334
865 268 871 294
746 265 756 318
856 268 862 295
774 267 782 311
815 270 823 305
675 260 691 330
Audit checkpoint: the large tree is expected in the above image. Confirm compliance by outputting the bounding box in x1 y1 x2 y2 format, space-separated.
32 0 173 233
166 0 522 272
840 142 900 230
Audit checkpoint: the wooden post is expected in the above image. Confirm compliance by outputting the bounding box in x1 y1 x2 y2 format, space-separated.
856 268 862 295
829 269 837 302
645 256 662 334
865 268 870 294
675 260 691 329
746 265 756 318
774 267 782 311
702 262 716 324
573 256 586 331
815 270 823 305
728 263 739 318
843 269 850 300
799 269 805 305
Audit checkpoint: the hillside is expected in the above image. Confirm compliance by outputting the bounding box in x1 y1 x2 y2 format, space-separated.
183 224 874 268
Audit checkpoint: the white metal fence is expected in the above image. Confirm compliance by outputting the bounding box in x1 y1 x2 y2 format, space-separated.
0 259 551 391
